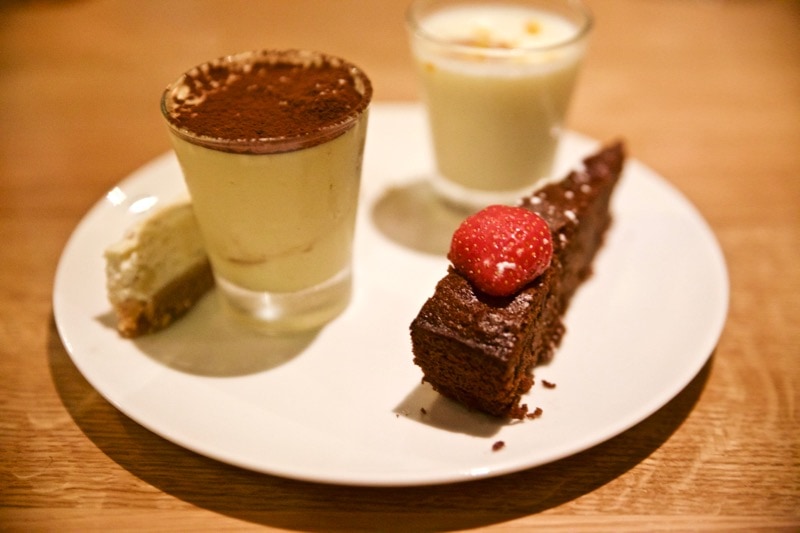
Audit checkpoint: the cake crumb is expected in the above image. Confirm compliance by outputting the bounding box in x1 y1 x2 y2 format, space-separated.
542 380 556 389
526 407 544 420
492 440 505 451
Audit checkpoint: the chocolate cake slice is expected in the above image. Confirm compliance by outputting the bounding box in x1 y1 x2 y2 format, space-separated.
410 142 625 418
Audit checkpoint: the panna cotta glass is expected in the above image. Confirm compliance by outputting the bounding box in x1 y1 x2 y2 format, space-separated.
161 50 372 333
407 0 592 210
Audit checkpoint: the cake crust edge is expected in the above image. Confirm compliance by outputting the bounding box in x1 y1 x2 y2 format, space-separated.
111 259 214 338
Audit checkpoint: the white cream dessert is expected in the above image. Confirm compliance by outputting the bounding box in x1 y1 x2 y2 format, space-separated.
104 201 214 337
409 3 590 206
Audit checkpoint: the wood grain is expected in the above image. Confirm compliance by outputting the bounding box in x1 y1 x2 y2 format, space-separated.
1 0 798 530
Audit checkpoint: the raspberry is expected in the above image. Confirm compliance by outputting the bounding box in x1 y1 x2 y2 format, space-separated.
448 205 553 297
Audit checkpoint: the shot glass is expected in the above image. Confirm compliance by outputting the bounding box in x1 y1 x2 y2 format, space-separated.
407 0 592 210
161 50 372 333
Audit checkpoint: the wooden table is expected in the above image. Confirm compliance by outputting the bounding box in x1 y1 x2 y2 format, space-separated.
2 1 798 530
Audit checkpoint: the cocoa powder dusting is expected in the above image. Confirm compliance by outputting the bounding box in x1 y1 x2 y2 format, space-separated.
166 51 369 145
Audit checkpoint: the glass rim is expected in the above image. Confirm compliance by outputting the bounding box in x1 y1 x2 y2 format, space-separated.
406 0 594 57
160 49 373 154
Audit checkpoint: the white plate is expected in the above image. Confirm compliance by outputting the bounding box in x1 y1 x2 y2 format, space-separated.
53 103 728 486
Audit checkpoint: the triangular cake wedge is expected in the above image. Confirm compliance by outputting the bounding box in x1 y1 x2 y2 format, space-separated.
104 202 214 338
410 142 626 418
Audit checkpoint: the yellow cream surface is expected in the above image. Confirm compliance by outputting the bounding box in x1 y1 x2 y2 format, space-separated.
104 201 207 303
169 115 367 293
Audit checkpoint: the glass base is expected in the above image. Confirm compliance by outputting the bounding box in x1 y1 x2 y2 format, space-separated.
215 268 352 334
431 173 548 213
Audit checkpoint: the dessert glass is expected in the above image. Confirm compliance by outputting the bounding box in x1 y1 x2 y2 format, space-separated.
407 0 592 210
161 50 372 333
